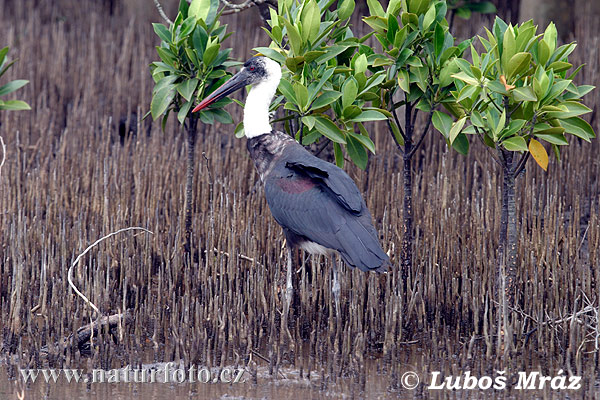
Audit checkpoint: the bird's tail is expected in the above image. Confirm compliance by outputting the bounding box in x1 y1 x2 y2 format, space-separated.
337 218 390 273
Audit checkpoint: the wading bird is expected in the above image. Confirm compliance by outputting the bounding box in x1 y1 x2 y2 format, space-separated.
193 56 389 321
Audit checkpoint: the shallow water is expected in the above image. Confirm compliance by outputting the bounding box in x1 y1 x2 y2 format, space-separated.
2 352 595 399
1 359 394 400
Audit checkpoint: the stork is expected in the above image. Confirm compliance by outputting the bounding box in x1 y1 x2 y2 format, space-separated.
193 56 390 324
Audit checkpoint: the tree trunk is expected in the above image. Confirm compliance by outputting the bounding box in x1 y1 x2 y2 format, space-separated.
402 144 413 286
497 149 516 357
401 102 414 286
184 114 198 255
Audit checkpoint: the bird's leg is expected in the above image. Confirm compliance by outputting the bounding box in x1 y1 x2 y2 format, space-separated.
285 245 294 314
280 245 294 352
332 254 341 320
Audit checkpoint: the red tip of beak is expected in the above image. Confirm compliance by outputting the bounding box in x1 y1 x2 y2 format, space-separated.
192 97 214 113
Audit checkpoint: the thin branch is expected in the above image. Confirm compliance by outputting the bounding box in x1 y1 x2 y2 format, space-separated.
406 111 433 159
313 138 331 156
514 116 537 177
153 0 172 25
68 227 153 316
474 126 503 167
410 102 419 128
485 91 503 113
514 152 530 177
507 101 523 120
221 0 275 15
391 106 406 141
387 120 405 155
221 0 252 9
388 89 406 141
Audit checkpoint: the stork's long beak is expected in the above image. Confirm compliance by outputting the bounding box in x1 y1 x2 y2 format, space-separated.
192 68 250 112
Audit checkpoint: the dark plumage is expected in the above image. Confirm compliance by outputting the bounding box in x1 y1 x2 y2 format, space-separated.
248 131 389 272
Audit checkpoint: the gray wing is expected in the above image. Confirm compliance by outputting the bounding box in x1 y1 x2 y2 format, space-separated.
264 150 389 272
284 146 363 213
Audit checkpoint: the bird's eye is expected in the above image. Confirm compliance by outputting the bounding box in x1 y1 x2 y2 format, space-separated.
248 66 255 71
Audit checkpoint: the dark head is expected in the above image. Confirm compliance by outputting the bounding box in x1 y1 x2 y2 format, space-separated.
192 56 281 113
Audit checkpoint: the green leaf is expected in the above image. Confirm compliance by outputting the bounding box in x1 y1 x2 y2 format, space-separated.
432 111 453 138
153 23 171 43
502 136 528 151
451 132 469 155
0 79 28 97
314 45 351 63
542 22 557 54
456 85 480 102
0 47 8 67
341 78 358 110
354 126 376 154
302 115 316 130
499 119 527 140
176 78 199 101
334 142 344 168
349 110 387 122
451 71 479 86
338 0 355 20
151 86 176 120
311 90 341 110
354 53 368 75
285 56 305 73
253 47 286 64
434 23 445 59
505 52 531 81
192 25 208 55
234 122 245 138
156 47 176 66
282 18 303 55
560 117 595 141
177 100 193 124
512 86 537 102
546 101 592 119
501 26 516 72
314 116 346 143
363 16 388 33
387 0 402 16
494 109 507 140
343 105 362 119
346 132 368 170
179 16 196 37
367 0 385 17
189 0 211 21
449 116 467 144
0 59 16 80
390 120 404 145
0 100 30 111
537 39 550 66
203 43 219 66
547 61 572 73
422 3 436 30
535 132 568 145
397 69 410 93
278 79 297 103
153 75 178 94
212 108 234 124
302 129 322 145
293 82 309 111
178 0 189 18
300 0 320 43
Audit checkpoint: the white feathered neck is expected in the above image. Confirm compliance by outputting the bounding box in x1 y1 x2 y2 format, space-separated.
243 59 282 139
